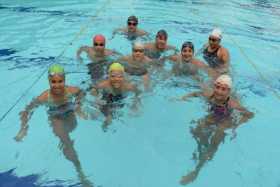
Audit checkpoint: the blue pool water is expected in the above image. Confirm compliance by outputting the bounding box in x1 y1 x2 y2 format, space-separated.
0 0 280 187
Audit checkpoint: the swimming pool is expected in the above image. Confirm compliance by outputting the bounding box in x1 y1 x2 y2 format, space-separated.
0 0 280 186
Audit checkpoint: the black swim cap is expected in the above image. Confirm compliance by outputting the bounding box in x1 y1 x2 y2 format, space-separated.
181 41 194 52
156 29 168 39
127 15 138 24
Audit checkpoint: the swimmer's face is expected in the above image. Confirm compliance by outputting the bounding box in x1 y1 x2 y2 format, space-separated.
132 47 145 61
93 40 105 52
208 35 220 48
213 82 230 101
49 74 65 95
156 35 167 50
127 21 138 32
181 47 193 61
109 70 124 89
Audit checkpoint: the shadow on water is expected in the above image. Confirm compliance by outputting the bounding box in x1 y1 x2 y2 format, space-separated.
0 169 80 187
0 4 89 18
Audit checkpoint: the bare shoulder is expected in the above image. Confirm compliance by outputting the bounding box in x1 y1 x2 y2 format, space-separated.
66 86 81 94
137 29 148 35
144 42 154 49
193 58 207 67
96 80 110 89
37 90 49 102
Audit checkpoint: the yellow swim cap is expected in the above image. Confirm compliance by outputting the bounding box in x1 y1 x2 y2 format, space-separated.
108 62 124 73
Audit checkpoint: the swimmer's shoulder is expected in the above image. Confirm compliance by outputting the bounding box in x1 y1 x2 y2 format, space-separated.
66 86 81 95
37 90 49 103
144 42 154 50
137 29 148 36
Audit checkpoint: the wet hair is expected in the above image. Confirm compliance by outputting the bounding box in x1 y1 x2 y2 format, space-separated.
156 29 168 39
181 41 194 52
127 15 138 24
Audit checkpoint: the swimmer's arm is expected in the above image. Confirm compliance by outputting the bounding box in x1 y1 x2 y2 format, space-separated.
128 84 142 110
160 54 178 63
76 46 89 63
193 59 216 78
110 28 123 40
230 100 254 125
181 91 203 101
15 91 47 141
142 73 150 91
220 47 230 64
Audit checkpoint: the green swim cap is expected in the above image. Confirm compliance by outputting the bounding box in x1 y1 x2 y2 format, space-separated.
48 64 65 76
108 62 124 73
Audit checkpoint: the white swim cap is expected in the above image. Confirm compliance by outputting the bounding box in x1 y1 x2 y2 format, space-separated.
215 74 232 88
133 41 144 49
210 28 222 39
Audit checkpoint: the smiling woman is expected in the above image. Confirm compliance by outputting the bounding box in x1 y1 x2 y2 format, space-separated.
0 0 280 187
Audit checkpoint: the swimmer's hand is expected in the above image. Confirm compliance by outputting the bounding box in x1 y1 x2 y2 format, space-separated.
14 127 28 142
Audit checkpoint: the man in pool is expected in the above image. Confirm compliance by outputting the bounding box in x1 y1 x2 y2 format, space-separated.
178 74 254 185
143 29 177 68
111 15 149 40
91 62 140 131
77 34 120 81
14 64 92 187
118 42 152 90
200 28 230 77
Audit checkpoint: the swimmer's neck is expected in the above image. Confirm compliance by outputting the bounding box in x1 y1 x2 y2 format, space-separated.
211 95 229 104
208 44 220 51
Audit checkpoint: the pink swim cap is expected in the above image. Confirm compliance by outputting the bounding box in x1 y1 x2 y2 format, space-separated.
93 34 106 43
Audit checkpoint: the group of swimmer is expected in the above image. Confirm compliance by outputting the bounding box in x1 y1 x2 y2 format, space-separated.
14 15 254 186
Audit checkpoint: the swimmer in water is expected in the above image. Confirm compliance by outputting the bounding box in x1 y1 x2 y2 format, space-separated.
77 34 121 81
91 62 140 131
118 42 152 90
111 15 149 41
199 28 230 78
167 41 215 80
14 64 92 187
143 29 177 62
178 75 254 185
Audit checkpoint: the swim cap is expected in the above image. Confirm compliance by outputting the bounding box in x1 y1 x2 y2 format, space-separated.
210 28 222 39
127 15 138 24
133 41 144 49
156 29 168 39
215 74 232 88
108 62 124 73
48 64 65 76
93 34 106 43
181 41 194 52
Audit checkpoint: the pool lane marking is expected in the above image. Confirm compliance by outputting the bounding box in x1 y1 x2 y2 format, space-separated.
0 0 112 123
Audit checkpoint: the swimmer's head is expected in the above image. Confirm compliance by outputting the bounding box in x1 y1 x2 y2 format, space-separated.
48 64 65 77
133 41 145 50
156 29 168 40
108 62 125 88
108 62 125 74
156 30 168 50
127 15 138 25
215 74 232 89
48 64 65 95
132 42 145 60
181 41 194 52
209 28 222 40
93 34 106 45
181 41 194 60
